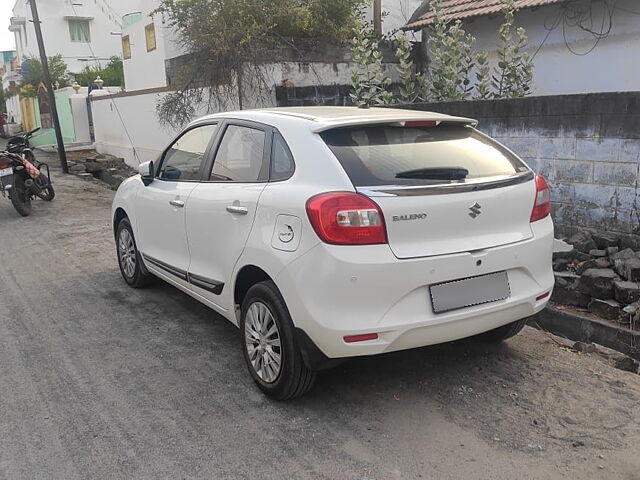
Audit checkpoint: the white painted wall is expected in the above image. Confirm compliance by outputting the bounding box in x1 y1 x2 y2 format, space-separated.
10 0 131 74
92 91 183 166
5 94 21 125
70 93 91 143
1 50 21 125
273 61 399 89
458 0 640 96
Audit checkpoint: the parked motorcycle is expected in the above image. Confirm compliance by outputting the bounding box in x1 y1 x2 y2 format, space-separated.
6 127 55 201
0 150 54 217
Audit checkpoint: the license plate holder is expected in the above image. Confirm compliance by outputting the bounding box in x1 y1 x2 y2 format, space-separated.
0 167 12 178
429 271 510 314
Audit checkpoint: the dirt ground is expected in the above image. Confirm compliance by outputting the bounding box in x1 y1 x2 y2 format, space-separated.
1 155 640 479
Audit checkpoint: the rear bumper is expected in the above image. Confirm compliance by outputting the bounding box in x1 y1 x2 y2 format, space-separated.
276 217 554 359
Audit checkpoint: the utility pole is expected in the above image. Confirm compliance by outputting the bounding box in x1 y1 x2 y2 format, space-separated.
373 0 383 36
29 0 69 173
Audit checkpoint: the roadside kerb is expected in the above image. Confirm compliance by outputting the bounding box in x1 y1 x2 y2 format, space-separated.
530 306 640 360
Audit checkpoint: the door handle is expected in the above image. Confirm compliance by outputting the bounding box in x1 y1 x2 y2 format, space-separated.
169 199 185 208
226 205 248 215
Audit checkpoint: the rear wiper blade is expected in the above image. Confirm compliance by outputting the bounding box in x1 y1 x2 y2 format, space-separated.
395 167 469 180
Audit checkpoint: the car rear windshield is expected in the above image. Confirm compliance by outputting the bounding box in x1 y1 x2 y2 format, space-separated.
320 124 529 187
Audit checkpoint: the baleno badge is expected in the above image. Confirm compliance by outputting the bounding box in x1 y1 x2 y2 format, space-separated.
392 213 427 222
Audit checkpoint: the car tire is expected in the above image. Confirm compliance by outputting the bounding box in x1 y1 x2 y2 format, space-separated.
475 318 528 343
240 280 316 400
116 217 153 288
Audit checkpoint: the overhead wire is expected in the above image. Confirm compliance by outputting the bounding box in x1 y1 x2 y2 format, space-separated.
531 0 618 58
69 1 141 164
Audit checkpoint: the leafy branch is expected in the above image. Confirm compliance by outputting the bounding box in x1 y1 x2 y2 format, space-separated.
492 0 533 98
349 18 393 106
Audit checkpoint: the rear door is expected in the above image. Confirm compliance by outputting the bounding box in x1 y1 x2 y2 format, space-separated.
321 123 536 259
185 121 271 310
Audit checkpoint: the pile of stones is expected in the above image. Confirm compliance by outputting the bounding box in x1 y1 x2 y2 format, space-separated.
67 150 136 189
552 230 640 330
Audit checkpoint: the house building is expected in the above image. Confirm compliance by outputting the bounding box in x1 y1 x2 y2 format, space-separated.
9 0 131 74
117 0 181 92
1 50 21 126
5 0 132 133
403 0 640 96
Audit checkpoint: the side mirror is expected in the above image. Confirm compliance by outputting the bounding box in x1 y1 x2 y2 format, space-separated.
139 161 154 186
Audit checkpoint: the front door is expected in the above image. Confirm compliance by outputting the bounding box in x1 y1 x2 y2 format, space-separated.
136 123 218 278
185 122 270 310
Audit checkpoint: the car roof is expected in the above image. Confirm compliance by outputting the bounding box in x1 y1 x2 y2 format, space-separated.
194 106 477 132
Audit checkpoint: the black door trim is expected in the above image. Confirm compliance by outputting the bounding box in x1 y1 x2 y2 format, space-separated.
142 253 188 281
142 253 224 294
187 272 225 295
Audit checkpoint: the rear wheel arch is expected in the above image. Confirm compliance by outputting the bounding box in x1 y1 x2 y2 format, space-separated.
234 265 272 307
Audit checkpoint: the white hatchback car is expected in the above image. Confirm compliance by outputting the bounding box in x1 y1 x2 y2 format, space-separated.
112 107 554 399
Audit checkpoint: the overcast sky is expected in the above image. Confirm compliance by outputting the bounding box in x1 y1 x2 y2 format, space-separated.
0 2 15 52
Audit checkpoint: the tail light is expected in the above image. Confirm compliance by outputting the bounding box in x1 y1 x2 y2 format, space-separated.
306 192 387 245
0 157 10 170
530 175 551 222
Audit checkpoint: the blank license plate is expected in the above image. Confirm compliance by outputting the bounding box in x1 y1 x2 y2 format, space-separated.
430 271 510 314
0 168 12 177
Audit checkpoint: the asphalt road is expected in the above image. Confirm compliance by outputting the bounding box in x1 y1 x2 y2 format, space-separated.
1 148 640 479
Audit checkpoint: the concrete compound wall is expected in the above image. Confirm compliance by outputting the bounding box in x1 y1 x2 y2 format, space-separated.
401 92 640 238
91 88 181 166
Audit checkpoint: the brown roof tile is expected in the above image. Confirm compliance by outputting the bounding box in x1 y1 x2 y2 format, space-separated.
403 0 565 30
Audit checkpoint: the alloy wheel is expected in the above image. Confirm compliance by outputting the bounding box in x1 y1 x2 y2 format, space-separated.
244 301 282 383
118 228 137 279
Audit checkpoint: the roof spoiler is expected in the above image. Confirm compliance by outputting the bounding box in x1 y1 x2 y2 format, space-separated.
310 116 478 133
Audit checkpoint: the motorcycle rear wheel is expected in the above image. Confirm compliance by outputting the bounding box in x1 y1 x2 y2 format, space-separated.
10 175 32 217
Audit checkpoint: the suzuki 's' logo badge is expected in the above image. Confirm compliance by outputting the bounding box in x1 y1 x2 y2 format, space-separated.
468 202 482 218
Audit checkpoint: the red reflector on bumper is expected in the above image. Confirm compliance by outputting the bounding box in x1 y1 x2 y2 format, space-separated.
536 292 550 301
344 333 378 343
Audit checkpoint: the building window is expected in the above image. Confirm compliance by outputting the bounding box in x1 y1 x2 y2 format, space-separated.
145 23 157 52
122 12 142 27
68 19 91 43
122 35 131 60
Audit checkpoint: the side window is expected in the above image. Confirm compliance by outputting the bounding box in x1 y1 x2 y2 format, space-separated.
270 132 295 181
159 124 217 181
210 125 266 182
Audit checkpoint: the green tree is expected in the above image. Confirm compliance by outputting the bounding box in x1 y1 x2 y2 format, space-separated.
20 55 69 89
73 57 124 87
154 0 367 127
